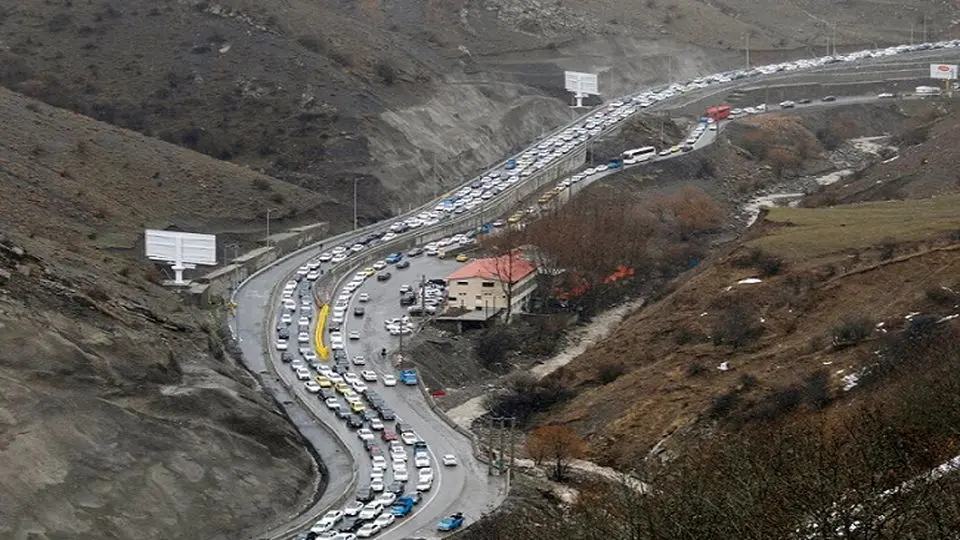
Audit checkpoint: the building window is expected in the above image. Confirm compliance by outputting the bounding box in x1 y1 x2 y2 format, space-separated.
457 281 469 286
481 281 495 288
448 297 456 302
475 295 482 300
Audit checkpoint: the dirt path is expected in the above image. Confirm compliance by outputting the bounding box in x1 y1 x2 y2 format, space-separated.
446 298 646 429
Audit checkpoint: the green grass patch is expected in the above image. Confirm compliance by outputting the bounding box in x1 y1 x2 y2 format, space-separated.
749 195 960 259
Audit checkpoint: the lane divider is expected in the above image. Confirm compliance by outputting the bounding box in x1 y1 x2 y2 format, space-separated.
315 303 330 360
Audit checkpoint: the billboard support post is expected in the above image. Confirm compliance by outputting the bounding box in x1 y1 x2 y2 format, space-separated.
564 71 599 108
144 229 218 285
929 63 957 98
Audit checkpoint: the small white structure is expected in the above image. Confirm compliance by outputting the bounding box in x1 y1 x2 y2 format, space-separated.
564 71 600 108
144 229 217 285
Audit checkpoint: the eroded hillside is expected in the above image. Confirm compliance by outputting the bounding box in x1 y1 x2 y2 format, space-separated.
0 91 319 539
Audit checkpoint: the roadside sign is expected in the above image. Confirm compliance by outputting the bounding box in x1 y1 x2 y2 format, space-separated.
929 63 958 80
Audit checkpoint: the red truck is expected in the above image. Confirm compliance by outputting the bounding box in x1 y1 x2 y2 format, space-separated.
706 104 731 121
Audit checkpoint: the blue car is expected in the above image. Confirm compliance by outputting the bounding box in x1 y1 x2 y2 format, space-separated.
437 512 465 532
391 497 414 517
505 158 517 170
385 253 403 264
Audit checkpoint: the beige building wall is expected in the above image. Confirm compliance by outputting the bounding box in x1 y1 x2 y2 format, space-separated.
447 273 537 313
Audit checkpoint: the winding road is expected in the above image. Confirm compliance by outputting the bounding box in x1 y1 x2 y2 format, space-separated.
230 42 960 540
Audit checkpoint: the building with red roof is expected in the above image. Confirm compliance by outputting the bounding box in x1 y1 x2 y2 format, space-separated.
445 253 537 319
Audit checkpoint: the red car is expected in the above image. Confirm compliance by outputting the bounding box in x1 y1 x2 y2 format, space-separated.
381 429 398 442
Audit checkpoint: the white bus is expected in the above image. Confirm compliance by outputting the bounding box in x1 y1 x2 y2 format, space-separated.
622 146 657 161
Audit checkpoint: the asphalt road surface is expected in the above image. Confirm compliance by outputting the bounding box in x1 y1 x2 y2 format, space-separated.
335 255 502 539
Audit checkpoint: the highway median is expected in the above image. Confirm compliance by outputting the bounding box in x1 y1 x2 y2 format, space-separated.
315 303 330 360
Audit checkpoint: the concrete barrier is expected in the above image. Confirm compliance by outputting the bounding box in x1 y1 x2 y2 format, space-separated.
314 304 330 361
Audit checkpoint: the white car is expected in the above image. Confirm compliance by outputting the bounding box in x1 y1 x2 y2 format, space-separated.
382 374 397 387
370 478 385 492
358 293 370 302
356 523 381 538
415 479 432 492
304 381 321 393
351 381 368 393
442 454 458 467
400 431 419 446
360 370 378 382
297 332 310 343
376 492 397 507
414 453 430 468
370 467 385 480
358 502 383 520
302 350 318 362
343 500 365 516
318 252 332 262
349 331 360 340
276 339 289 351
325 397 341 410
373 260 388 270
317 510 344 529
357 428 375 441
296 368 311 381
306 271 320 281
373 512 395 529
352 355 367 366
393 468 408 482
298 316 311 327
372 455 387 469
281 313 293 324
370 418 385 431
417 468 433 483
343 372 360 384
391 447 407 461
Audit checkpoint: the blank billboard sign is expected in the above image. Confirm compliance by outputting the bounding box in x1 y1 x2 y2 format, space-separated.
145 229 217 284
564 71 599 95
930 63 958 80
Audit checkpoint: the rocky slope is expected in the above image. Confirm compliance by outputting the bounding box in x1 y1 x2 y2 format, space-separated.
0 91 319 539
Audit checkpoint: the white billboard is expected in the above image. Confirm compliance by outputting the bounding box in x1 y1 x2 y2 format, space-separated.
145 229 217 284
930 63 957 80
564 71 599 96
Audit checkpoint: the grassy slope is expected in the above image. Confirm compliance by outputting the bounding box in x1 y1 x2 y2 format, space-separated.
543 192 960 469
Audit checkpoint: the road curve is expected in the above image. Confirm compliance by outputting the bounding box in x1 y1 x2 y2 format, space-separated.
232 41 960 540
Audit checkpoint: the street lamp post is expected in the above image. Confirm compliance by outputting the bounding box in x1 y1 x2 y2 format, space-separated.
744 32 750 70
353 178 359 231
266 208 276 248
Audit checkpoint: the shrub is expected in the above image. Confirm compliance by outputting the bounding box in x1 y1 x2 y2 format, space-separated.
474 327 518 369
329 50 352 67
252 177 271 191
926 286 958 305
733 247 784 277
830 316 873 347
596 362 626 384
802 370 831 409
296 35 326 53
686 362 707 377
83 285 109 302
712 302 764 348
269 192 285 205
738 373 758 390
749 386 802 422
375 60 397 85
486 374 573 425
708 390 740 419
876 237 897 261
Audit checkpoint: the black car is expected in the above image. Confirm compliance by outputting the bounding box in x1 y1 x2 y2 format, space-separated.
362 410 378 422
335 409 351 421
407 247 424 257
278 328 290 339
354 306 365 317
363 439 377 452
319 388 337 400
428 278 447 287
346 415 364 429
333 363 349 375
334 350 348 362
355 487 374 502
328 323 341 333
339 517 364 533
280 351 294 363
380 408 396 421
376 272 392 282
797 98 812 104
387 481 404 495
396 260 411 269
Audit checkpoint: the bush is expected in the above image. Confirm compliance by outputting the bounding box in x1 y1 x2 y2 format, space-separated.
926 286 958 305
686 362 707 377
83 285 109 302
596 362 626 384
252 177 271 191
712 302 764 348
296 35 326 53
486 374 573 425
802 370 831 410
749 386 803 422
708 390 740 419
733 248 783 277
375 60 397 85
738 373 758 390
474 327 518 370
830 316 873 347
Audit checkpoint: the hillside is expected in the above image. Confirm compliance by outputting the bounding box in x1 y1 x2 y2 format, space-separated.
0 91 319 539
2 0 957 226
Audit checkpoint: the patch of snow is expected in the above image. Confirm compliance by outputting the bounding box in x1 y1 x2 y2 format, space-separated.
743 193 805 227
842 372 860 391
850 136 890 155
882 155 899 164
718 362 730 371
822 361 833 366
218 44 231 54
813 169 853 186
699 312 708 317
938 314 959 323
737 277 762 284
905 312 921 320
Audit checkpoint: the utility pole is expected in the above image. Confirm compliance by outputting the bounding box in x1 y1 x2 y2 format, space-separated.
910 21 914 44
923 15 927 43
486 417 494 476
832 25 837 56
353 178 359 231
265 208 275 248
420 274 427 315
744 33 750 70
498 418 506 475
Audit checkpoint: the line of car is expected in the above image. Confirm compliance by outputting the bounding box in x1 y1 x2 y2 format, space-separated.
268 39 960 540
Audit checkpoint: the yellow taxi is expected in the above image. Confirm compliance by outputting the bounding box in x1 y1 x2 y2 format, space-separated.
334 382 350 394
456 254 469 263
507 214 523 224
349 401 366 413
316 376 332 388
363 267 376 277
